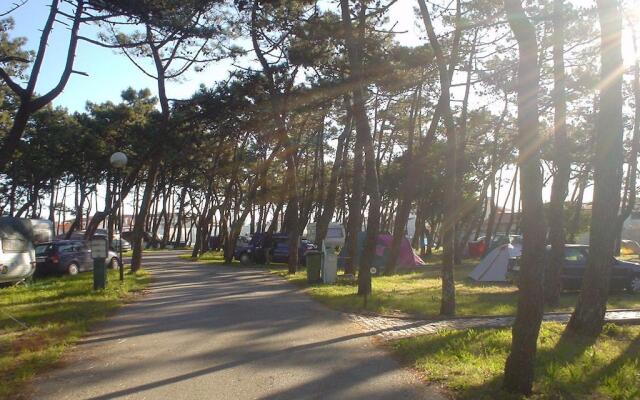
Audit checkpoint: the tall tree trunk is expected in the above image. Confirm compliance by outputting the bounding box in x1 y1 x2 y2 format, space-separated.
345 139 364 275
568 174 588 242
545 0 571 307
316 104 351 245
614 25 640 253
503 0 547 395
340 0 381 296
131 25 170 272
132 160 160 271
417 0 460 316
48 179 57 223
567 0 624 337
385 85 421 275
505 167 519 235
175 186 187 246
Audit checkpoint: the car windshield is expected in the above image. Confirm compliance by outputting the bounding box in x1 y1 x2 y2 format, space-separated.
35 244 54 256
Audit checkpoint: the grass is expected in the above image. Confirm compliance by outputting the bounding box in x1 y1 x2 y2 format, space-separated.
0 268 150 399
393 322 640 399
270 258 640 318
189 250 640 317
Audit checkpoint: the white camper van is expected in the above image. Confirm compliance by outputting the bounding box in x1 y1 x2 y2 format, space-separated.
305 222 346 246
29 219 54 244
0 217 36 285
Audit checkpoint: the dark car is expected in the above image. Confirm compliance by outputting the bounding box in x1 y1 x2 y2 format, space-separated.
508 244 640 293
64 230 131 252
121 231 160 249
35 240 122 276
234 233 316 266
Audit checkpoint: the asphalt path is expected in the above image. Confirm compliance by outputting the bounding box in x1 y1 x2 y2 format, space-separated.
31 251 443 400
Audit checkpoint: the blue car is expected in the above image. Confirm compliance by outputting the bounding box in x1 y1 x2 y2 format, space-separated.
234 233 316 266
35 240 122 276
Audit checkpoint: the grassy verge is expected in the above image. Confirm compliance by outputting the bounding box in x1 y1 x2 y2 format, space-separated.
0 269 150 399
271 261 640 318
393 322 640 399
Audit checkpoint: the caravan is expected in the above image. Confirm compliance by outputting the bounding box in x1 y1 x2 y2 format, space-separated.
0 217 37 285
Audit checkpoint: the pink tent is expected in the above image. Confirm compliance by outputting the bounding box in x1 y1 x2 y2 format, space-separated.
376 234 426 267
338 233 425 269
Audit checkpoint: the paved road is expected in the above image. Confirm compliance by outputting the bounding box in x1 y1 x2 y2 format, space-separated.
32 251 443 400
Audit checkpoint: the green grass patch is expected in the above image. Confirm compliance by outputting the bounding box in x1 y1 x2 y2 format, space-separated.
272 259 640 318
393 322 640 399
0 268 150 399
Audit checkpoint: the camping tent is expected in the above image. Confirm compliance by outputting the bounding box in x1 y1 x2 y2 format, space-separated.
337 232 425 271
468 243 522 282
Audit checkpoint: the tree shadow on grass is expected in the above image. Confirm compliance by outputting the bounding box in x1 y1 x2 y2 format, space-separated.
547 327 640 399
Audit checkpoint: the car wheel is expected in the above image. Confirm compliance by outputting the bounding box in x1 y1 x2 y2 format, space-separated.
67 262 79 276
240 253 252 266
628 276 640 294
109 257 119 269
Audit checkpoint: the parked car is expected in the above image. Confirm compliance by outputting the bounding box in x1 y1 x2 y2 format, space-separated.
111 238 131 252
64 230 131 253
507 244 640 293
35 240 122 276
0 217 36 285
234 233 316 266
122 231 160 249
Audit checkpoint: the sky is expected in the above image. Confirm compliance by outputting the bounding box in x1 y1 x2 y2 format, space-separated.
6 0 434 113
8 0 233 113
7 0 634 113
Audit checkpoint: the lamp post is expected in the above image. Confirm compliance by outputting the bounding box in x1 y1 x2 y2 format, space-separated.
110 152 128 281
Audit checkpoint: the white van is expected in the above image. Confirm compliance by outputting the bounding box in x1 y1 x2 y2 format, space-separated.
0 218 36 285
306 222 346 247
29 219 54 244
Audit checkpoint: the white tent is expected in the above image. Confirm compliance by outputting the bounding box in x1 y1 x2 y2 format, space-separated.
469 243 522 282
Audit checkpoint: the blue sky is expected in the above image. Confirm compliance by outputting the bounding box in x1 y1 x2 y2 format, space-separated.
8 0 238 113
6 0 615 115
6 0 434 113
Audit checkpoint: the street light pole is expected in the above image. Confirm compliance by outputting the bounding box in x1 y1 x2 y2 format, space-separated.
118 171 124 281
110 152 128 281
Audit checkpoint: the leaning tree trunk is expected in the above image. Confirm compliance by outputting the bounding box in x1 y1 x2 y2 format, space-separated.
545 0 571 307
503 0 547 395
567 0 624 337
131 156 161 271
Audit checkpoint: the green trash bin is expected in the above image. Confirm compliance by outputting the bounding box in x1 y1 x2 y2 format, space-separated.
93 258 107 290
306 251 322 284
